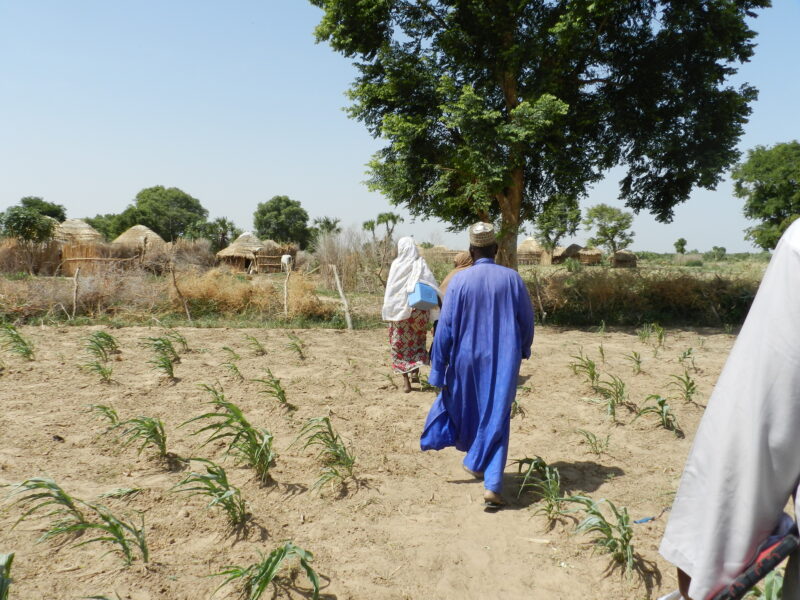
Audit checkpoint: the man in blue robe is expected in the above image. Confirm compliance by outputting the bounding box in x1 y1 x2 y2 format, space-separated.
420 222 535 507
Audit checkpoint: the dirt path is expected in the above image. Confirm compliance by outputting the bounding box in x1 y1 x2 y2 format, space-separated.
0 325 734 599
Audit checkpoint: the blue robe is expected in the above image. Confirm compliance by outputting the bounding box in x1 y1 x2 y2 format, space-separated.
420 257 535 493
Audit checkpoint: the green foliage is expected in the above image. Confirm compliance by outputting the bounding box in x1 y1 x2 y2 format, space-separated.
571 496 635 574
6 478 147 565
221 347 244 381
576 429 610 456
569 348 599 387
88 404 120 429
163 329 189 353
635 395 683 437
117 416 168 459
706 246 728 261
183 384 276 483
97 487 142 501
245 334 267 356
186 217 242 253
670 370 698 404
511 456 548 500
20 196 66 221
534 197 581 252
734 140 800 250
678 348 697 371
144 336 179 379
0 553 13 600
674 238 687 254
623 351 642 375
294 417 356 492
83 360 114 383
0 206 56 243
85 331 120 361
133 186 207 242
744 569 784 599
213 542 320 600
173 459 248 528
1 324 35 361
253 195 310 248
583 204 635 254
253 368 296 411
310 1 764 264
594 375 629 421
285 332 306 360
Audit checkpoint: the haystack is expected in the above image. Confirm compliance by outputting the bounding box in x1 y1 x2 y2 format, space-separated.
552 243 582 264
518 237 544 265
54 219 104 244
611 249 637 268
577 247 603 266
112 225 165 249
216 232 264 273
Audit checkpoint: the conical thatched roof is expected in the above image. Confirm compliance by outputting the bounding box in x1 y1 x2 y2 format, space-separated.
613 249 636 259
553 243 582 258
216 232 264 259
112 225 165 247
518 237 544 253
54 219 104 244
578 247 602 257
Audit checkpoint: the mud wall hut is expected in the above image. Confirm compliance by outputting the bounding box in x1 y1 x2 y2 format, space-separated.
518 238 544 265
577 247 603 266
552 244 583 265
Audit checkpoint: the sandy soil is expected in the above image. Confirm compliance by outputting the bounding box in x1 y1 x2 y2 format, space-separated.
0 324 735 599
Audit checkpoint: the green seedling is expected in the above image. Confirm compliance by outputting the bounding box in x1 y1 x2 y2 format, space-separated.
98 487 142 501
222 346 241 361
117 416 168 459
0 553 13 600
596 320 606 337
142 336 180 363
84 331 119 362
636 323 653 343
678 347 697 371
576 429 610 456
533 466 570 522
383 373 398 390
293 417 356 492
173 459 248 528
1 324 34 361
148 350 176 379
571 495 635 575
598 343 605 364
245 335 267 356
72 505 148 566
253 369 295 411
213 542 320 600
222 359 244 382
183 384 276 483
511 397 526 419
285 333 306 360
669 370 698 404
6 477 89 541
419 374 436 391
623 351 642 375
594 374 629 420
511 456 548 500
635 395 683 437
83 360 114 383
569 348 599 387
652 323 666 347
87 404 120 429
164 328 189 352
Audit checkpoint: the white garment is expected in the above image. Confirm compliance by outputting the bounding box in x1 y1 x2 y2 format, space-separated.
381 237 441 322
659 219 800 600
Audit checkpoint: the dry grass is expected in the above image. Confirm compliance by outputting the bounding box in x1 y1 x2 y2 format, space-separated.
173 268 279 316
288 275 335 320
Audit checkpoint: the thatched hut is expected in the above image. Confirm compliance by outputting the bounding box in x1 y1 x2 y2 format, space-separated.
611 249 637 268
255 240 296 274
552 243 583 264
216 232 264 273
518 238 544 265
54 219 104 244
112 225 165 250
577 247 603 266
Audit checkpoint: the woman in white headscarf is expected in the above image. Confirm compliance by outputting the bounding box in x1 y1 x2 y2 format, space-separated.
658 218 800 600
382 237 441 393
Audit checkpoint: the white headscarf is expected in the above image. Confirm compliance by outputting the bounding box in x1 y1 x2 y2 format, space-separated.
381 237 441 322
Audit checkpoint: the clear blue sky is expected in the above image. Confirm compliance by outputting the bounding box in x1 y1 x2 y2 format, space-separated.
1 1 798 252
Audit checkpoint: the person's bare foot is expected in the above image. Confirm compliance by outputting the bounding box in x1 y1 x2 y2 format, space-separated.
483 490 505 507
402 373 412 393
463 465 484 479
410 369 420 383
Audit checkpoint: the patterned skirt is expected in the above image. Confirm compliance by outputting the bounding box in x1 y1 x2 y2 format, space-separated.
389 309 430 374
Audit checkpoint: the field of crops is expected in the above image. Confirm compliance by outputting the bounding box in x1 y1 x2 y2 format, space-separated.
0 323 735 599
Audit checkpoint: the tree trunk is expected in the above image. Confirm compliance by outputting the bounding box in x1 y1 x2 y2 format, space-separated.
495 167 524 270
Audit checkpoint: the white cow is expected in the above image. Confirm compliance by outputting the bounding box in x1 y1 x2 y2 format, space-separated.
280 254 293 272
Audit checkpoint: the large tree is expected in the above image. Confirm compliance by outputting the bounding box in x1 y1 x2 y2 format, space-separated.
19 197 67 222
533 195 581 252
582 203 634 254
253 195 311 248
0 206 57 273
187 217 243 253
733 140 800 250
310 0 768 268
